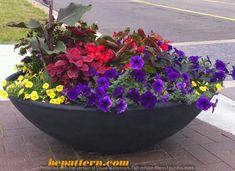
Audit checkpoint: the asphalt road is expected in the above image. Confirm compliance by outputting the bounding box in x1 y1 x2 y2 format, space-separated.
36 0 235 42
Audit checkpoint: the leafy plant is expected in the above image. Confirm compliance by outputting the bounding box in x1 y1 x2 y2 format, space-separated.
8 1 92 65
2 1 235 114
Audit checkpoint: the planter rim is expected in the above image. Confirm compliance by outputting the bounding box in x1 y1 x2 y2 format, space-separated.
9 97 182 111
6 72 188 112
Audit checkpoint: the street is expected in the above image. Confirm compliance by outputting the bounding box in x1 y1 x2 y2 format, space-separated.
36 0 235 42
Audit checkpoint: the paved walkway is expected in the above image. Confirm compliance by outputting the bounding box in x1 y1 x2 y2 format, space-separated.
0 101 235 171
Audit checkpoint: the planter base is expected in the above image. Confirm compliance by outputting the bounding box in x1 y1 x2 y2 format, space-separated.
7 72 201 154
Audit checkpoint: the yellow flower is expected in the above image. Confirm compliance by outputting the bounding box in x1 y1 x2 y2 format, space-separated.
59 96 65 103
18 89 24 95
23 66 27 72
199 86 208 92
30 91 39 101
49 98 60 104
216 83 222 91
25 81 33 88
42 83 49 90
56 85 64 92
2 80 7 87
46 89 56 98
195 90 200 95
24 94 31 99
14 81 20 85
0 90 8 98
191 81 197 87
163 91 168 96
17 75 24 82
23 79 28 84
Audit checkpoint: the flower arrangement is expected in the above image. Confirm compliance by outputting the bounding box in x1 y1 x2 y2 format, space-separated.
1 2 235 114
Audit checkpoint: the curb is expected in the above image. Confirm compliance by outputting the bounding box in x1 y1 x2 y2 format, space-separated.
223 80 235 88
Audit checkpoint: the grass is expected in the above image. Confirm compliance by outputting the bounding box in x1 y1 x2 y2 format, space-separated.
0 0 47 44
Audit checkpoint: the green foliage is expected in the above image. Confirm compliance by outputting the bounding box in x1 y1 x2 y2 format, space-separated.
28 37 66 55
56 3 92 25
7 19 41 29
144 64 156 74
8 2 92 66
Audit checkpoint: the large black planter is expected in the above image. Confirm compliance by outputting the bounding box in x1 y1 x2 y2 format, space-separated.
6 72 201 153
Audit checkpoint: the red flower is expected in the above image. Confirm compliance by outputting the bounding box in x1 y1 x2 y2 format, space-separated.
113 32 119 37
85 43 114 63
138 29 146 38
137 46 145 53
159 43 169 51
132 42 137 48
124 63 130 69
124 38 133 44
159 41 172 51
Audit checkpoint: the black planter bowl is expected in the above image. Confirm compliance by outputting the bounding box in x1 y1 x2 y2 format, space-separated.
6 72 201 154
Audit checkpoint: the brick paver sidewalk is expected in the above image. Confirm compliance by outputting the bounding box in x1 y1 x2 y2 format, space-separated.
1 101 235 171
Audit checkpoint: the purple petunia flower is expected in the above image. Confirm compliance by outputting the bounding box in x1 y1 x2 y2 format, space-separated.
166 69 180 82
132 70 146 82
129 56 144 70
182 73 190 83
87 93 97 106
95 87 106 98
176 82 187 91
188 88 194 94
128 88 140 102
196 96 212 111
66 88 80 101
168 45 173 51
215 60 226 71
190 63 200 70
112 86 125 98
232 67 235 80
143 51 150 59
116 99 127 114
89 68 98 76
155 73 161 80
174 48 185 57
213 71 226 82
153 79 164 93
161 94 170 103
97 96 112 112
203 68 212 75
97 77 109 90
188 56 200 63
76 84 91 96
140 91 157 109
105 69 118 79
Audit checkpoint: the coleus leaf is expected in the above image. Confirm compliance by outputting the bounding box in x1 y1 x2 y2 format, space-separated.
56 3 92 25
7 19 41 29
